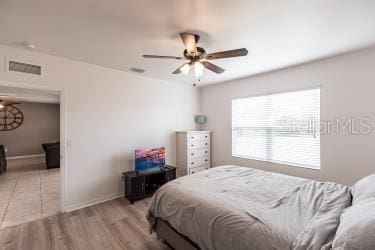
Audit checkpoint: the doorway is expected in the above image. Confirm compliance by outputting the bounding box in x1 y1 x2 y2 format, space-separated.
0 82 65 229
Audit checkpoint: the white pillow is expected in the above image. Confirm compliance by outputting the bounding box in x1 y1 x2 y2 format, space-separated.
332 198 375 249
351 174 375 204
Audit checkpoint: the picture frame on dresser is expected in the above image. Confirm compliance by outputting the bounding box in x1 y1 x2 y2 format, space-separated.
176 131 211 176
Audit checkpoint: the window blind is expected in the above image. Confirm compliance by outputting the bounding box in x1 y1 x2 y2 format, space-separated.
232 88 320 169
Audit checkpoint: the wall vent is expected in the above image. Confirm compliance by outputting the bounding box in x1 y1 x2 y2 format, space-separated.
8 61 42 75
129 67 146 74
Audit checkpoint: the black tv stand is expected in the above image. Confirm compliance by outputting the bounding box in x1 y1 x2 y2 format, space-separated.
122 165 176 204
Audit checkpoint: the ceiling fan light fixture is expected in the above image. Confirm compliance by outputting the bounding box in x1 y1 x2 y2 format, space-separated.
180 63 191 75
194 61 204 77
0 104 4 109
142 32 248 77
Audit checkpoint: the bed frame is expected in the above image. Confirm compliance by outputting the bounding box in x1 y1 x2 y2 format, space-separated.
154 218 200 250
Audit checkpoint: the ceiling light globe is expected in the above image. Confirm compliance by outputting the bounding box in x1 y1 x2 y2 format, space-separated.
194 62 204 77
180 64 191 75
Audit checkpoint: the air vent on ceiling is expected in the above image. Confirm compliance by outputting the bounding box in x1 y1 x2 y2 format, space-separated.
130 67 146 74
8 61 42 75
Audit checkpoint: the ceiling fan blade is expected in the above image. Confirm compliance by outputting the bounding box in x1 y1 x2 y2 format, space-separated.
143 55 184 60
179 33 199 55
202 61 225 74
204 48 248 60
0 100 20 106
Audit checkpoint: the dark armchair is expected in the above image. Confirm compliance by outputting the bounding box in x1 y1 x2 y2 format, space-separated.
0 145 6 175
42 142 60 169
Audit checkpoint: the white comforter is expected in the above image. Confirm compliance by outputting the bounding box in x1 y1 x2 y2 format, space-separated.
147 165 351 250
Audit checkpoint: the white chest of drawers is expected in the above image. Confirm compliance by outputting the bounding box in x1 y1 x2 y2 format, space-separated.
176 131 211 176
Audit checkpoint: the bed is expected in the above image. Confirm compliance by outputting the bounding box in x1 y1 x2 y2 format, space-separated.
147 165 375 249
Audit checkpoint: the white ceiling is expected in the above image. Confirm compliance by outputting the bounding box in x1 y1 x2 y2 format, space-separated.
0 0 375 86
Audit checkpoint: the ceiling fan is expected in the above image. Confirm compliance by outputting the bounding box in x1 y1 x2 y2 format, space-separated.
142 33 248 77
0 100 20 109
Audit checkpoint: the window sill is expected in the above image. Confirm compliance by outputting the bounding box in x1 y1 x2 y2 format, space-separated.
232 154 321 171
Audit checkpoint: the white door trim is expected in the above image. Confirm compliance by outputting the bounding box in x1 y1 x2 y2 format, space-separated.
0 79 68 212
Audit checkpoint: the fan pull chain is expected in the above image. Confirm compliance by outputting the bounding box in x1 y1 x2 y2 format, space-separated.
193 75 201 87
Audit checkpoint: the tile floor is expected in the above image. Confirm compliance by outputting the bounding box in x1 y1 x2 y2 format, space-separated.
0 162 60 229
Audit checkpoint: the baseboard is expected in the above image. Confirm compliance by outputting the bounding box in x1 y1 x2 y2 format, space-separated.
7 154 46 167
7 154 45 160
65 192 125 212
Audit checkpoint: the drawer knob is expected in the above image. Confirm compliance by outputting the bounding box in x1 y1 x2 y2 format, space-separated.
205 143 208 145
205 151 207 153
191 162 194 164
191 137 194 139
191 153 194 156
205 136 208 138
205 159 208 162
191 144 194 147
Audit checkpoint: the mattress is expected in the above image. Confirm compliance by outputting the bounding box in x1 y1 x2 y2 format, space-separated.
147 165 351 250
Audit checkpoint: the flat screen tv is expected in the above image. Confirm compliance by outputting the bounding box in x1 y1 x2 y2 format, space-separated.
135 147 165 171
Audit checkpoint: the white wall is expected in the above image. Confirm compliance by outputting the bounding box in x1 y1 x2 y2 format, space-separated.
201 47 375 186
0 44 199 210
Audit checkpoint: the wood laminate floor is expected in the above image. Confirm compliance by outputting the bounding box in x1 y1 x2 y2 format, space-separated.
0 198 168 250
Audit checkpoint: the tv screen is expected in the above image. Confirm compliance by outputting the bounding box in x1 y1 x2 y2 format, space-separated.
135 147 165 171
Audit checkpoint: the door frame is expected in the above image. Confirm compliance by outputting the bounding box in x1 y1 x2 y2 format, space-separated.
0 79 67 212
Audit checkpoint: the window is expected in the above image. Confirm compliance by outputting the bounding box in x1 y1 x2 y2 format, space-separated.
232 88 320 169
